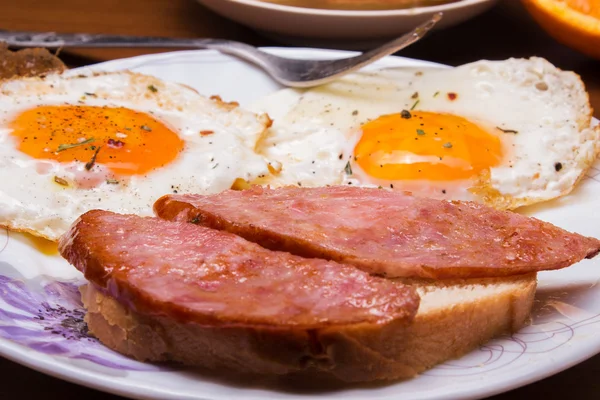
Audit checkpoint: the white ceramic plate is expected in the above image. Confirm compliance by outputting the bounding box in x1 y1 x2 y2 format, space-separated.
196 0 498 48
1 48 600 400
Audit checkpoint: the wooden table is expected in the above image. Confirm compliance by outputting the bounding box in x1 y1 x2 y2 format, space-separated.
1 1 599 399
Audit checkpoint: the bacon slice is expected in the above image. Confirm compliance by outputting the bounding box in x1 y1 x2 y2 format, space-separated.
154 186 600 279
58 210 418 327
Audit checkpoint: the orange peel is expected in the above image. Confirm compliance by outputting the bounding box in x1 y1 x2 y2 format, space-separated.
522 0 600 59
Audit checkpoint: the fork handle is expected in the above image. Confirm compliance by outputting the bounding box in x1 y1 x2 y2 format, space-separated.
0 30 275 70
1 31 238 49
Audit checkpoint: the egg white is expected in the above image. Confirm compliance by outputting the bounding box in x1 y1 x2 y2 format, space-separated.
251 57 600 209
0 71 270 240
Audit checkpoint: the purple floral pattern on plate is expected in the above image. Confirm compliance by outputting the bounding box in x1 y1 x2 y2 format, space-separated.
0 271 158 371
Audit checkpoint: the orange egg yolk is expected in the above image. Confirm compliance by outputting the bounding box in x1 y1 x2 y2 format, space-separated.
354 111 503 181
10 105 184 176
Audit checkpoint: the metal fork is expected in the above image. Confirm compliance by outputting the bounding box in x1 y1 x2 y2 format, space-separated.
0 13 441 88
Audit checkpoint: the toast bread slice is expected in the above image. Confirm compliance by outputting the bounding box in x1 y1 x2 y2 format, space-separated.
81 273 536 382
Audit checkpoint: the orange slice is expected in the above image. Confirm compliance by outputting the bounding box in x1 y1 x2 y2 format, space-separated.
522 0 600 59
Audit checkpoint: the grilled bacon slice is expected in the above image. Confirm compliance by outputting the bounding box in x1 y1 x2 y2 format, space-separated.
154 186 600 279
59 209 418 327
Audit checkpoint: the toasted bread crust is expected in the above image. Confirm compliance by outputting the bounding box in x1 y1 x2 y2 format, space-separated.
0 43 66 81
82 273 537 382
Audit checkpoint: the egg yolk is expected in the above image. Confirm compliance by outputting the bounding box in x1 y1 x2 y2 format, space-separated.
25 234 58 256
354 111 503 181
10 105 184 176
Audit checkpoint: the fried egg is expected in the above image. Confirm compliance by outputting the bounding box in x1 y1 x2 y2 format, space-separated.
251 57 600 209
0 71 270 240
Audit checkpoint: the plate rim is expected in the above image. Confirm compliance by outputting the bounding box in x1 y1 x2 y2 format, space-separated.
205 0 497 17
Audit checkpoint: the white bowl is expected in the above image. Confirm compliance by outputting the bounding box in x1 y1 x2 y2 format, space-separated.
197 0 498 48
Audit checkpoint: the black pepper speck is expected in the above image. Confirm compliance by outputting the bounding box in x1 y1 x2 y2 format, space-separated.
555 162 563 172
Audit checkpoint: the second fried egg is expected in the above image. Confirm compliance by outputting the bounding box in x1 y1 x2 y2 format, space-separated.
251 57 600 209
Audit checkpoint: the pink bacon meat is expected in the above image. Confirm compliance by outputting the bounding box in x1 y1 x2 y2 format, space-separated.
58 209 419 327
154 186 600 279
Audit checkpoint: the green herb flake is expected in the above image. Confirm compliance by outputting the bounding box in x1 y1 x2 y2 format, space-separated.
344 161 353 175
496 126 518 134
410 99 420 110
416 129 426 136
148 85 158 93
85 146 102 171
57 138 95 152
433 91 440 98
443 142 453 149
106 179 119 185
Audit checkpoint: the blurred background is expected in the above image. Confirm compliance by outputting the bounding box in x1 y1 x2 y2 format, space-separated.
1 0 598 118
